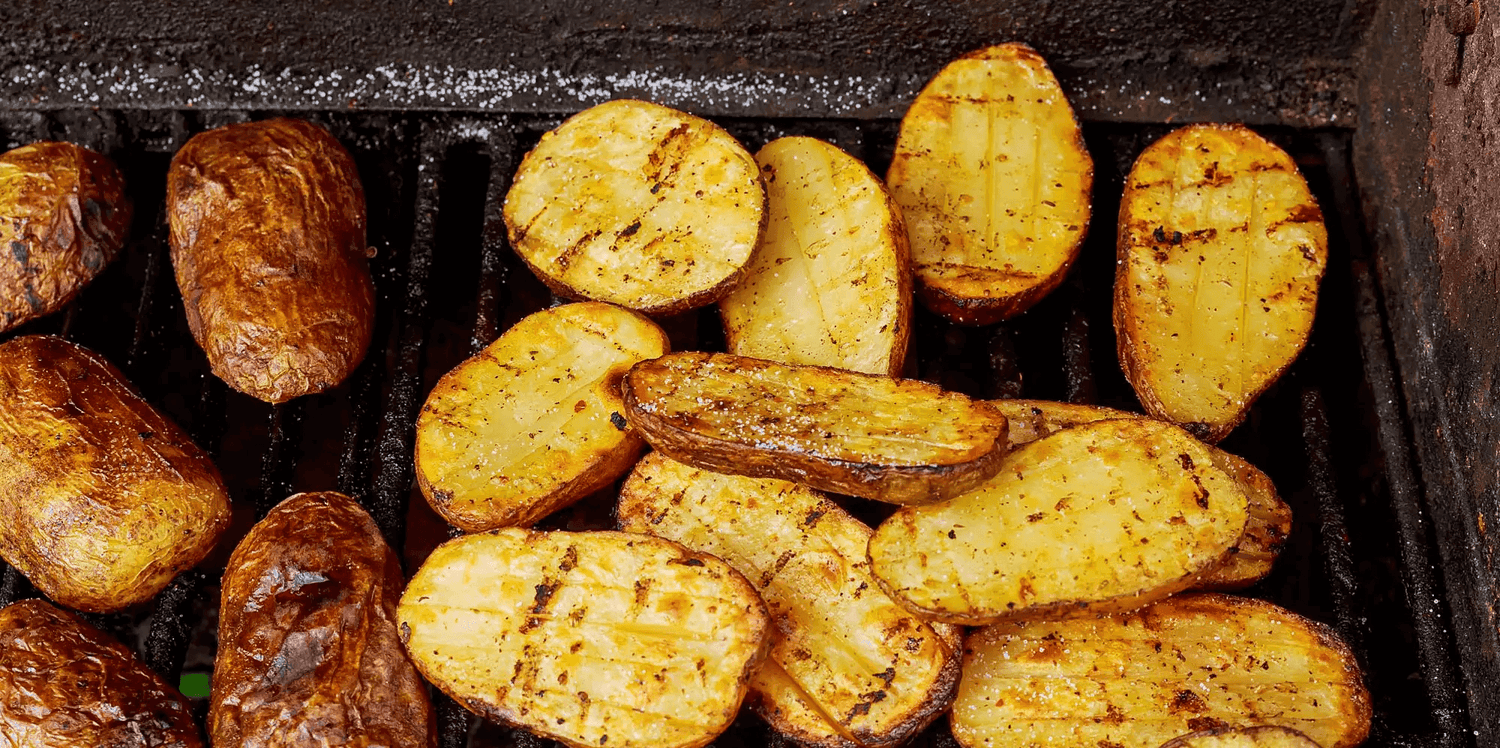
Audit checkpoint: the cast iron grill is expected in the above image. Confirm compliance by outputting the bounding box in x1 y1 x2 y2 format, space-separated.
0 108 1469 748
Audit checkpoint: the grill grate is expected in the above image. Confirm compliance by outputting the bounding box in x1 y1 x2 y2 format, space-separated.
0 110 1471 748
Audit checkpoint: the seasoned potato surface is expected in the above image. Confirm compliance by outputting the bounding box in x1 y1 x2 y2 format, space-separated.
1159 725 1325 748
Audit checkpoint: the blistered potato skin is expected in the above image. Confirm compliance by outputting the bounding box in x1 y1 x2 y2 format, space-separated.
398 529 771 748
952 594 1371 748
504 99 766 315
0 335 230 613
1115 124 1327 443
416 302 670 532
1158 725 1324 748
720 136 911 376
168 117 374 403
887 43 1092 326
618 453 960 748
211 492 435 748
0 599 202 748
622 351 1009 505
989 399 1292 590
0 141 132 332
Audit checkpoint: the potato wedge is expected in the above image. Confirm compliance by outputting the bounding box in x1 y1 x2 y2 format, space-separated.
503 99 764 315
952 593 1371 748
868 418 1248 624
0 598 202 747
1160 725 1324 748
622 352 1008 504
416 302 669 531
0 335 231 612
989 399 1292 590
1115 124 1327 442
398 528 770 748
618 453 959 748
886 43 1092 325
0 141 132 332
718 136 911 376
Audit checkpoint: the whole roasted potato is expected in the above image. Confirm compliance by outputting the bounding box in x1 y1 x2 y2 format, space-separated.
0 598 202 747
0 141 132 332
168 117 374 403
212 491 435 747
0 335 231 613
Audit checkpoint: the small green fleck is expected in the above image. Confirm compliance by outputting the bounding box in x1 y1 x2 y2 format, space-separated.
179 672 211 698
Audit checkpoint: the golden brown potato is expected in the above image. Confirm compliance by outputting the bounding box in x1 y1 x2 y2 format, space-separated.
988 399 1292 590
398 528 770 748
1159 725 1325 748
1115 124 1327 443
503 99 765 315
952 594 1371 748
622 352 1009 504
0 335 230 612
416 302 669 532
719 136 911 376
212 491 435 748
887 43 1093 325
0 598 202 747
168 117 375 403
618 453 959 748
0 141 132 332
868 419 1248 624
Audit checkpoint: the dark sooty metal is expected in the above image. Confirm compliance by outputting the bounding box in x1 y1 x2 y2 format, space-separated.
0 111 1471 747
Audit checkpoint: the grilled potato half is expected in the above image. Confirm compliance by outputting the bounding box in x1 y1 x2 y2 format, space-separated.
416 302 669 532
719 136 911 376
0 599 202 747
399 528 770 748
1160 726 1325 748
990 399 1292 590
169 117 375 403
0 335 230 612
0 141 132 332
212 492 435 748
887 42 1093 325
869 418 1248 624
503 99 765 315
622 352 1008 504
619 453 960 748
1115 124 1327 442
952 594 1371 748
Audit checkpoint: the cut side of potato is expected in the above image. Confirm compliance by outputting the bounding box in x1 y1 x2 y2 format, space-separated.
398 528 770 748
952 593 1371 748
622 352 1009 505
989 399 1292 590
618 453 959 748
719 136 911 376
887 42 1093 325
503 99 765 315
869 419 1248 624
416 302 669 532
1159 725 1325 748
1115 124 1327 443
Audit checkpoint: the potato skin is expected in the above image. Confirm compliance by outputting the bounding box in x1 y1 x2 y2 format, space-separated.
0 599 203 747
0 141 132 332
211 491 435 748
168 117 374 403
0 335 230 612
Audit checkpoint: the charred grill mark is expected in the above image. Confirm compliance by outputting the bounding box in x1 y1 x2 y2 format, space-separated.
22 280 44 312
1190 474 1210 509
559 545 579 573
556 230 600 270
644 122 696 191
761 550 797 587
1177 453 1195 471
802 506 827 528
9 240 27 264
1169 689 1208 714
846 689 888 721
609 411 628 431
632 578 652 608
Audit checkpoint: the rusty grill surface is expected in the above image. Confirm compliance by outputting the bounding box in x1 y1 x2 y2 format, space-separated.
0 109 1471 748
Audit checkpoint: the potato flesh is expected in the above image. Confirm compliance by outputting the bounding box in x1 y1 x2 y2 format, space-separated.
1116 124 1327 440
416 302 668 531
503 99 763 313
399 529 769 748
720 136 909 376
1159 725 1324 748
887 43 1091 323
869 419 1247 623
952 594 1371 748
618 453 956 747
988 399 1292 589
